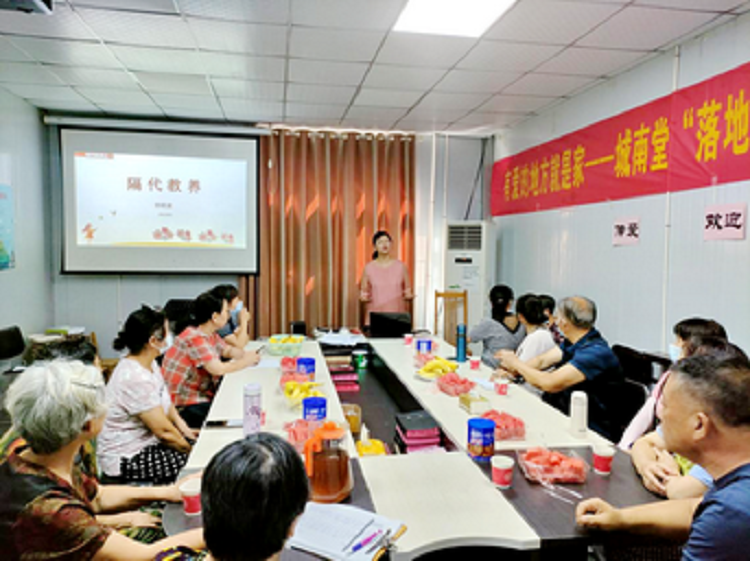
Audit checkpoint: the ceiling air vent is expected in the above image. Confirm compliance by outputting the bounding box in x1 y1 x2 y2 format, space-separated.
0 0 52 14
447 224 483 251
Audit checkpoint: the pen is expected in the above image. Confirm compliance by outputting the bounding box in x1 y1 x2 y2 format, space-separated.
351 529 382 553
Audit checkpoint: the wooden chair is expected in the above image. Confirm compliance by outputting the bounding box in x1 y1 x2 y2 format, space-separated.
434 290 468 347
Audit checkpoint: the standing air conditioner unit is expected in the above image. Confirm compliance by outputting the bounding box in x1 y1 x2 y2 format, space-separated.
443 221 496 348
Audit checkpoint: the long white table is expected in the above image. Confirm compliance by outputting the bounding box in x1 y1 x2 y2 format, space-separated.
369 339 610 453
177 337 655 560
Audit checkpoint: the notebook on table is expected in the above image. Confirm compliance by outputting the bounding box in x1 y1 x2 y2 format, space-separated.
287 502 406 561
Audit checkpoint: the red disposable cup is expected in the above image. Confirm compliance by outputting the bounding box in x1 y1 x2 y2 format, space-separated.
469 357 481 370
492 455 515 488
404 333 414 346
495 381 509 395
180 478 202 516
593 445 615 475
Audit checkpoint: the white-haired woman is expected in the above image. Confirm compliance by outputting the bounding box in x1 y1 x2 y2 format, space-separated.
0 360 203 560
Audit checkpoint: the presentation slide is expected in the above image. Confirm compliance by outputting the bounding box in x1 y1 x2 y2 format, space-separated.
61 129 259 274
75 153 247 248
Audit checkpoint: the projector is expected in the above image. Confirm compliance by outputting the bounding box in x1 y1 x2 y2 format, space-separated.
0 0 52 14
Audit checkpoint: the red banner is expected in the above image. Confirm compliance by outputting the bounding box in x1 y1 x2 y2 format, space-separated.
491 59 750 216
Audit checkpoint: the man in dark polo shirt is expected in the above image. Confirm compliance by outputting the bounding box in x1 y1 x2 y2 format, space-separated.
496 295 622 440
576 354 750 560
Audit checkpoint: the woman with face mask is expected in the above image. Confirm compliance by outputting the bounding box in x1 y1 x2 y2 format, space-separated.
211 284 250 349
97 306 196 484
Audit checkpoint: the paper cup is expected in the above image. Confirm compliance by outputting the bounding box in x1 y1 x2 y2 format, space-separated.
495 380 509 396
179 478 202 516
469 357 481 370
492 455 515 488
593 444 615 475
404 333 414 346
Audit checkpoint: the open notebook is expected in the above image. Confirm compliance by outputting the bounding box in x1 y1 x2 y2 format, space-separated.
287 502 406 561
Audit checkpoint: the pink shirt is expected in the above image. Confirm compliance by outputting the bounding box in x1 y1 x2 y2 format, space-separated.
361 260 409 323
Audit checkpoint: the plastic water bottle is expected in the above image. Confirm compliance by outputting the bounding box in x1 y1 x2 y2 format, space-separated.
243 383 262 437
570 391 588 438
456 324 467 363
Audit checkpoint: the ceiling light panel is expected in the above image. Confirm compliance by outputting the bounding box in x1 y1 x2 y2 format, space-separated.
0 4 97 40
577 6 718 50
286 84 357 105
178 0 289 23
289 27 385 62
76 9 197 49
502 73 596 96
362 65 445 91
376 33 477 68
458 40 563 72
434 69 521 93
291 0 407 31
353 88 425 108
134 72 212 95
289 59 369 86
393 0 517 38
9 37 122 68
210 78 284 100
484 1 622 45
48 67 139 89
188 20 287 56
0 62 63 85
68 0 178 14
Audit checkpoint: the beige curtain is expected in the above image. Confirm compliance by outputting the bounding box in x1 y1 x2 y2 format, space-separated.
239 129 415 336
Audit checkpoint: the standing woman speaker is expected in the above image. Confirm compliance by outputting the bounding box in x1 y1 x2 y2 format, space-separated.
359 230 414 326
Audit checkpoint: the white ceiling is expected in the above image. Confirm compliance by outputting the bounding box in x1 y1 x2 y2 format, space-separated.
0 0 747 134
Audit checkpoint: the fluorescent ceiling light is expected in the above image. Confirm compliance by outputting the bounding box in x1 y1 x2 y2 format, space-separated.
393 0 516 38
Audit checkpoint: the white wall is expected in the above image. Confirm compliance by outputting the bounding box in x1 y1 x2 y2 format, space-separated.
0 91 52 337
493 13 750 352
413 134 491 331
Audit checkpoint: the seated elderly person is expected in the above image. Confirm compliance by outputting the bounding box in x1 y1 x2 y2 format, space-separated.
157 433 309 561
576 355 750 560
0 360 203 560
163 291 260 428
496 296 622 441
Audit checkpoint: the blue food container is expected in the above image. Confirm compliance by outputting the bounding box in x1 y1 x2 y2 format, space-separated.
416 338 433 354
467 418 496 462
296 357 316 379
302 397 327 421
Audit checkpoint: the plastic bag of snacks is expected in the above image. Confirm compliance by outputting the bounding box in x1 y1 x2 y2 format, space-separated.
517 447 588 484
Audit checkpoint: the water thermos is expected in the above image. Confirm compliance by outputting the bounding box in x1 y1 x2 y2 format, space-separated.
243 383 262 437
570 390 588 438
456 324 467 363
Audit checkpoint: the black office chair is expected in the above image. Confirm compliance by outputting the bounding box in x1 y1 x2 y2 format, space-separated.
0 326 25 374
610 378 651 443
612 344 661 387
